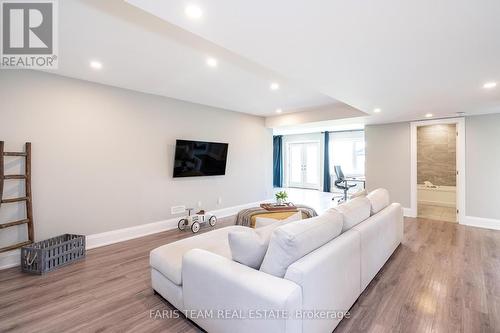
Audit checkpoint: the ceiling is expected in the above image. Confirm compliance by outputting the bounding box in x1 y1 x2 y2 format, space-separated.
49 0 356 118
126 0 500 125
49 0 499 126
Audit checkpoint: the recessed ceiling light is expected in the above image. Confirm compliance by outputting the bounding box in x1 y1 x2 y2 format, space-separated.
185 5 202 19
483 81 497 89
270 82 280 90
425 113 433 118
90 61 102 70
373 108 381 113
276 108 283 114
206 57 217 67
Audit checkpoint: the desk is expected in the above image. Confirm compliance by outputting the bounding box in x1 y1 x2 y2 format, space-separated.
331 177 366 202
346 177 366 189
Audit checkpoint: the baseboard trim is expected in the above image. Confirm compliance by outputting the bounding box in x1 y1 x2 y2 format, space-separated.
0 250 21 270
461 216 500 231
404 208 500 231
403 207 417 218
86 199 271 249
0 199 272 270
85 219 179 250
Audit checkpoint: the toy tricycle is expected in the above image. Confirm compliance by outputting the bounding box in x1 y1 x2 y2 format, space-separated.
178 208 217 233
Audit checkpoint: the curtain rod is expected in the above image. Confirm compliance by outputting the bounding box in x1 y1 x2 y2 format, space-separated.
322 129 364 134
277 129 364 137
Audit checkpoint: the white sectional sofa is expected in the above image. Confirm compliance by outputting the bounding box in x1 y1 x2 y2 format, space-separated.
150 188 403 333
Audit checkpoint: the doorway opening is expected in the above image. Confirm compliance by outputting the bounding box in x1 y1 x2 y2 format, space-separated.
417 124 457 222
410 118 465 223
286 142 320 190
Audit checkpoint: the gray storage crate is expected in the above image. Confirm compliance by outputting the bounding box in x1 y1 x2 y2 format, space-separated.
21 234 86 274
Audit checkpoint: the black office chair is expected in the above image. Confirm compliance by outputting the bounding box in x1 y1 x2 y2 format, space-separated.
333 165 357 203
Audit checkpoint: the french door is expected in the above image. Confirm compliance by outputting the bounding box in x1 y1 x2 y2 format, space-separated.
287 142 320 189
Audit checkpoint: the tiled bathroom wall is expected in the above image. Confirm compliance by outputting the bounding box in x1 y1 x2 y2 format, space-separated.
417 124 456 186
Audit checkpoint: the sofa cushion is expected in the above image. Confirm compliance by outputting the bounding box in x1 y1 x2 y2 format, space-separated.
331 197 371 232
260 210 343 278
229 214 299 269
367 188 390 215
150 225 248 285
254 211 302 228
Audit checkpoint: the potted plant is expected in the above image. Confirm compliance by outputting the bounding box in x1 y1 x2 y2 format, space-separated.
275 191 288 205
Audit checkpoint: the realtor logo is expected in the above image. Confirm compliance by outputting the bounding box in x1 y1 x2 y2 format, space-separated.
1 0 58 69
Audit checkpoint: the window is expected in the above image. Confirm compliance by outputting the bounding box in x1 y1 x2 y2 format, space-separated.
329 131 365 177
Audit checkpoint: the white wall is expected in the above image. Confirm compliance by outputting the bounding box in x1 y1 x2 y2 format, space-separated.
466 114 500 220
365 122 411 208
0 71 273 247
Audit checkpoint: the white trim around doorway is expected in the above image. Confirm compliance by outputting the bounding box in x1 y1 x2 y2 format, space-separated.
409 118 466 223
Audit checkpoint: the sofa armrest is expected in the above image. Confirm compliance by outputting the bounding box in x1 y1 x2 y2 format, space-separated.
182 249 302 333
284 230 361 333
352 202 403 291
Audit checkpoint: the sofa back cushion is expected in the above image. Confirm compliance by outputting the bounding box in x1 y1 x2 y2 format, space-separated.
259 210 343 278
331 197 371 232
367 188 390 215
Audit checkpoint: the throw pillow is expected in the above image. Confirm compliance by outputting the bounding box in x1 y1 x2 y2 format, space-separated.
228 216 297 269
366 188 390 215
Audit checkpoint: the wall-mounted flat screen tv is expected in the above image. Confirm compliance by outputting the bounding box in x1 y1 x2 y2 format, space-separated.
173 140 229 177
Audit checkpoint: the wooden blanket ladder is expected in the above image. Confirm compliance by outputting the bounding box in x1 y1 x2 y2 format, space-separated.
0 141 34 253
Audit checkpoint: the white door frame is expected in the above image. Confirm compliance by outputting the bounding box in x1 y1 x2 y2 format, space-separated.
410 117 465 223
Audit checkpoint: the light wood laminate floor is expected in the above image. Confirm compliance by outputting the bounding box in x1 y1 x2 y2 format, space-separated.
418 203 457 223
1 216 499 332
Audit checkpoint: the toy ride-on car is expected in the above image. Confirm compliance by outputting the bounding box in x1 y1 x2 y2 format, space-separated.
178 208 217 233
